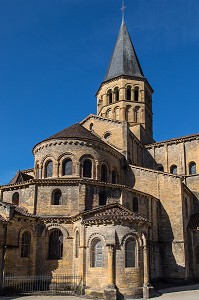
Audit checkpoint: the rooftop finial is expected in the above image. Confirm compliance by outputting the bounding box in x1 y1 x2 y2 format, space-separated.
121 0 126 21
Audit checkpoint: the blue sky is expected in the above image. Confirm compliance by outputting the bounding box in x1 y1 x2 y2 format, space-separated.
0 0 199 184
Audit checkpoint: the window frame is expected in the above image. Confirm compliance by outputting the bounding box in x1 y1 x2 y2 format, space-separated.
126 86 132 101
62 158 73 176
48 229 63 260
21 231 31 258
189 162 196 175
91 238 103 268
170 165 177 175
125 237 137 268
82 159 93 178
12 192 19 206
45 160 53 178
51 189 62 205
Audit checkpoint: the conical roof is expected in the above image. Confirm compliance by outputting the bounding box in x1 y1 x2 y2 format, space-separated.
43 123 102 143
104 20 144 81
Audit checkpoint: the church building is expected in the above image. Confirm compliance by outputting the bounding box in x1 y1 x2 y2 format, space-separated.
1 17 199 300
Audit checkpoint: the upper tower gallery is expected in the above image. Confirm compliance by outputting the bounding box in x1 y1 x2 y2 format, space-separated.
96 20 154 144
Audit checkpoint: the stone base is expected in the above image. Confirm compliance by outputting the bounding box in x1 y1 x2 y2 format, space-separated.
85 288 104 299
143 285 154 299
118 287 143 299
104 285 117 300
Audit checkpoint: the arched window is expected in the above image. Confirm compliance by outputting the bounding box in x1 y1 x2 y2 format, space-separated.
125 238 136 268
83 159 92 178
45 160 53 178
195 245 199 264
157 164 164 172
114 107 120 121
107 89 112 104
52 189 62 205
126 86 131 101
21 231 31 258
62 159 72 176
90 123 94 131
134 107 139 123
91 239 103 267
133 197 138 213
75 231 80 258
99 191 107 206
134 87 139 102
125 105 133 122
112 170 117 184
189 162 196 175
49 230 63 260
12 192 19 205
114 87 119 101
101 164 108 182
106 109 112 119
170 165 177 175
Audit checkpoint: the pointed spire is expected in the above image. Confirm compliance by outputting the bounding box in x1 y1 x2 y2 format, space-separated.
104 20 144 82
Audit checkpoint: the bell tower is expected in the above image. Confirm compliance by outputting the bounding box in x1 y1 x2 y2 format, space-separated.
96 20 154 144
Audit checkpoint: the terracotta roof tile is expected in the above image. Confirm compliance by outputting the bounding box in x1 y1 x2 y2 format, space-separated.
44 123 102 143
82 204 149 226
9 171 33 185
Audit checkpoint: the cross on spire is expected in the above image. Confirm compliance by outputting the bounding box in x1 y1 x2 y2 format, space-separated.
121 0 126 21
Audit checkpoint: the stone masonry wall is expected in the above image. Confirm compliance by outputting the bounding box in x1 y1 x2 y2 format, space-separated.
130 166 187 279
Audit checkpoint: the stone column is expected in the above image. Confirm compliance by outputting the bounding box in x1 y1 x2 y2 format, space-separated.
142 237 154 299
107 245 115 286
76 163 80 177
54 162 59 177
95 162 99 180
104 244 117 300
143 244 149 286
121 107 126 122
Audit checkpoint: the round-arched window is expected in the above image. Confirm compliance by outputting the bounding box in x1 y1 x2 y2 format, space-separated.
83 159 92 178
101 164 108 182
52 189 62 205
62 159 72 176
12 192 19 205
189 162 196 175
170 165 177 175
91 239 103 267
125 238 136 268
45 160 53 178
48 230 63 260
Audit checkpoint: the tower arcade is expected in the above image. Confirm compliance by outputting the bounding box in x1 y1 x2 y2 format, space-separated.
96 20 154 144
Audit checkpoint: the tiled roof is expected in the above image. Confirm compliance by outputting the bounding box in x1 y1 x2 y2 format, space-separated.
104 20 144 82
40 123 103 144
14 206 35 218
9 171 33 185
187 213 199 230
82 203 149 226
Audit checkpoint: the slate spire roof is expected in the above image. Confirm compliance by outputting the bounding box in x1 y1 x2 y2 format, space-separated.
104 20 144 81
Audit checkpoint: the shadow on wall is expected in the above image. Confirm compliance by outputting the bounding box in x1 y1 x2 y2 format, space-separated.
152 204 186 285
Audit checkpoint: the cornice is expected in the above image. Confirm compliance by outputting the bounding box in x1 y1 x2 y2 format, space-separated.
0 177 159 202
96 75 154 96
145 133 199 149
33 138 122 160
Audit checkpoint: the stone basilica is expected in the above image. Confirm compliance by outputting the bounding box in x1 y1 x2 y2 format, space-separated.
1 19 199 299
